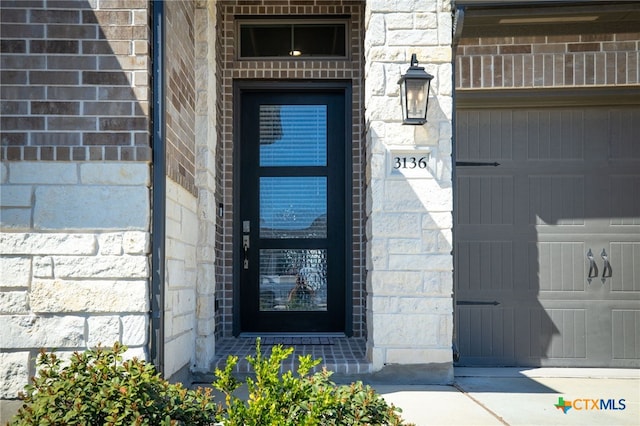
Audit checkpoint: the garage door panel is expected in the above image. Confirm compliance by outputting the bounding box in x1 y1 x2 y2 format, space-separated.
519 109 611 161
582 109 610 160
456 110 513 161
490 241 513 291
458 305 592 366
610 176 640 224
456 241 514 292
456 105 640 367
457 175 514 225
519 307 559 361
612 310 640 360
610 242 640 292
526 110 586 161
547 309 587 360
610 109 640 159
536 242 586 292
457 306 516 363
457 237 531 295
458 307 555 363
529 175 585 225
549 111 584 159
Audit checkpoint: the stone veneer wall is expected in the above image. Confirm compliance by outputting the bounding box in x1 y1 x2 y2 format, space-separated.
0 0 151 406
364 0 454 378
456 32 640 89
193 0 218 373
0 162 150 398
164 178 197 379
216 0 366 337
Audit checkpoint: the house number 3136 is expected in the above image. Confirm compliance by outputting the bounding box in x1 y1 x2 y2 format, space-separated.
393 156 428 169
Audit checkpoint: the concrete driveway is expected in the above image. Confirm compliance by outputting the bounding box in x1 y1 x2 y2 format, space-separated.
376 368 640 426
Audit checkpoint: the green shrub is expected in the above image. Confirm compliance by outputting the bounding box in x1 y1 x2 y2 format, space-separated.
12 340 411 425
213 339 411 425
10 342 220 426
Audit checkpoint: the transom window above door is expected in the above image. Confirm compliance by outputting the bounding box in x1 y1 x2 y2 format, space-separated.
238 20 347 58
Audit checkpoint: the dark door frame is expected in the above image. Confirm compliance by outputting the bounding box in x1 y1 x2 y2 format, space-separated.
232 80 353 336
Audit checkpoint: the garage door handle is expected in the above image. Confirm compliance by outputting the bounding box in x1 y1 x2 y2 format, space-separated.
601 249 612 279
587 249 598 280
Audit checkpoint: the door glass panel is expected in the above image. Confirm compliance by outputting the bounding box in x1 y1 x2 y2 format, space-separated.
259 249 327 311
260 105 327 166
260 177 327 238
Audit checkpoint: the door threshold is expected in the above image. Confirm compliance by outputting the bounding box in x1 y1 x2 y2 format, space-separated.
239 332 347 338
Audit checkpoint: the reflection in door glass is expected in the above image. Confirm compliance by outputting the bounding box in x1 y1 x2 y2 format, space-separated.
260 177 327 238
259 249 327 311
259 105 327 166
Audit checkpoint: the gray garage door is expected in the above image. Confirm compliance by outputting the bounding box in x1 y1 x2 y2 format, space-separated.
455 99 640 367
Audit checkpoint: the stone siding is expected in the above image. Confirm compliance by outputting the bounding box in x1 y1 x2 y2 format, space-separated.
0 162 150 399
164 178 198 379
193 1 218 372
364 0 454 377
456 33 640 89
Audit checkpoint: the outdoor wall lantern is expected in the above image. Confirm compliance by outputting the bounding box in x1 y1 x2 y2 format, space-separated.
398 53 434 125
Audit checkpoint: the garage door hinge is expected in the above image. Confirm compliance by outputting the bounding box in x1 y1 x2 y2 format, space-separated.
456 300 500 306
455 161 500 167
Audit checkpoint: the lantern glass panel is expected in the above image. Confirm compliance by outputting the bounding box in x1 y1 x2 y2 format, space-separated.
405 79 428 119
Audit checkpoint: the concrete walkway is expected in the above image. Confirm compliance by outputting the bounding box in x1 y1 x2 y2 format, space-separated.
375 368 640 426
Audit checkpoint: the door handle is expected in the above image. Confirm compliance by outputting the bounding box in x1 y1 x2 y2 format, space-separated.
586 249 598 282
601 249 612 279
243 234 250 270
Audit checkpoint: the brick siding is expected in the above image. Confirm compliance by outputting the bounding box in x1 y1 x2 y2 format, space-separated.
0 1 151 162
456 33 640 89
216 0 366 337
165 1 197 196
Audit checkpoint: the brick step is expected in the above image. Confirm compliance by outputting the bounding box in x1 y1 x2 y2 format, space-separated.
194 337 371 381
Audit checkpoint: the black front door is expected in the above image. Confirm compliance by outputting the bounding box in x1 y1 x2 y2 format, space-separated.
236 84 349 333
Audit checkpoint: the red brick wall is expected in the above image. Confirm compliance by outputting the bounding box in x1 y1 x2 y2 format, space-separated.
456 33 640 89
165 1 196 196
216 0 366 337
0 1 151 162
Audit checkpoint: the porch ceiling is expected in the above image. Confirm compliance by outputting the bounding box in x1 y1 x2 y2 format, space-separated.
457 1 640 37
